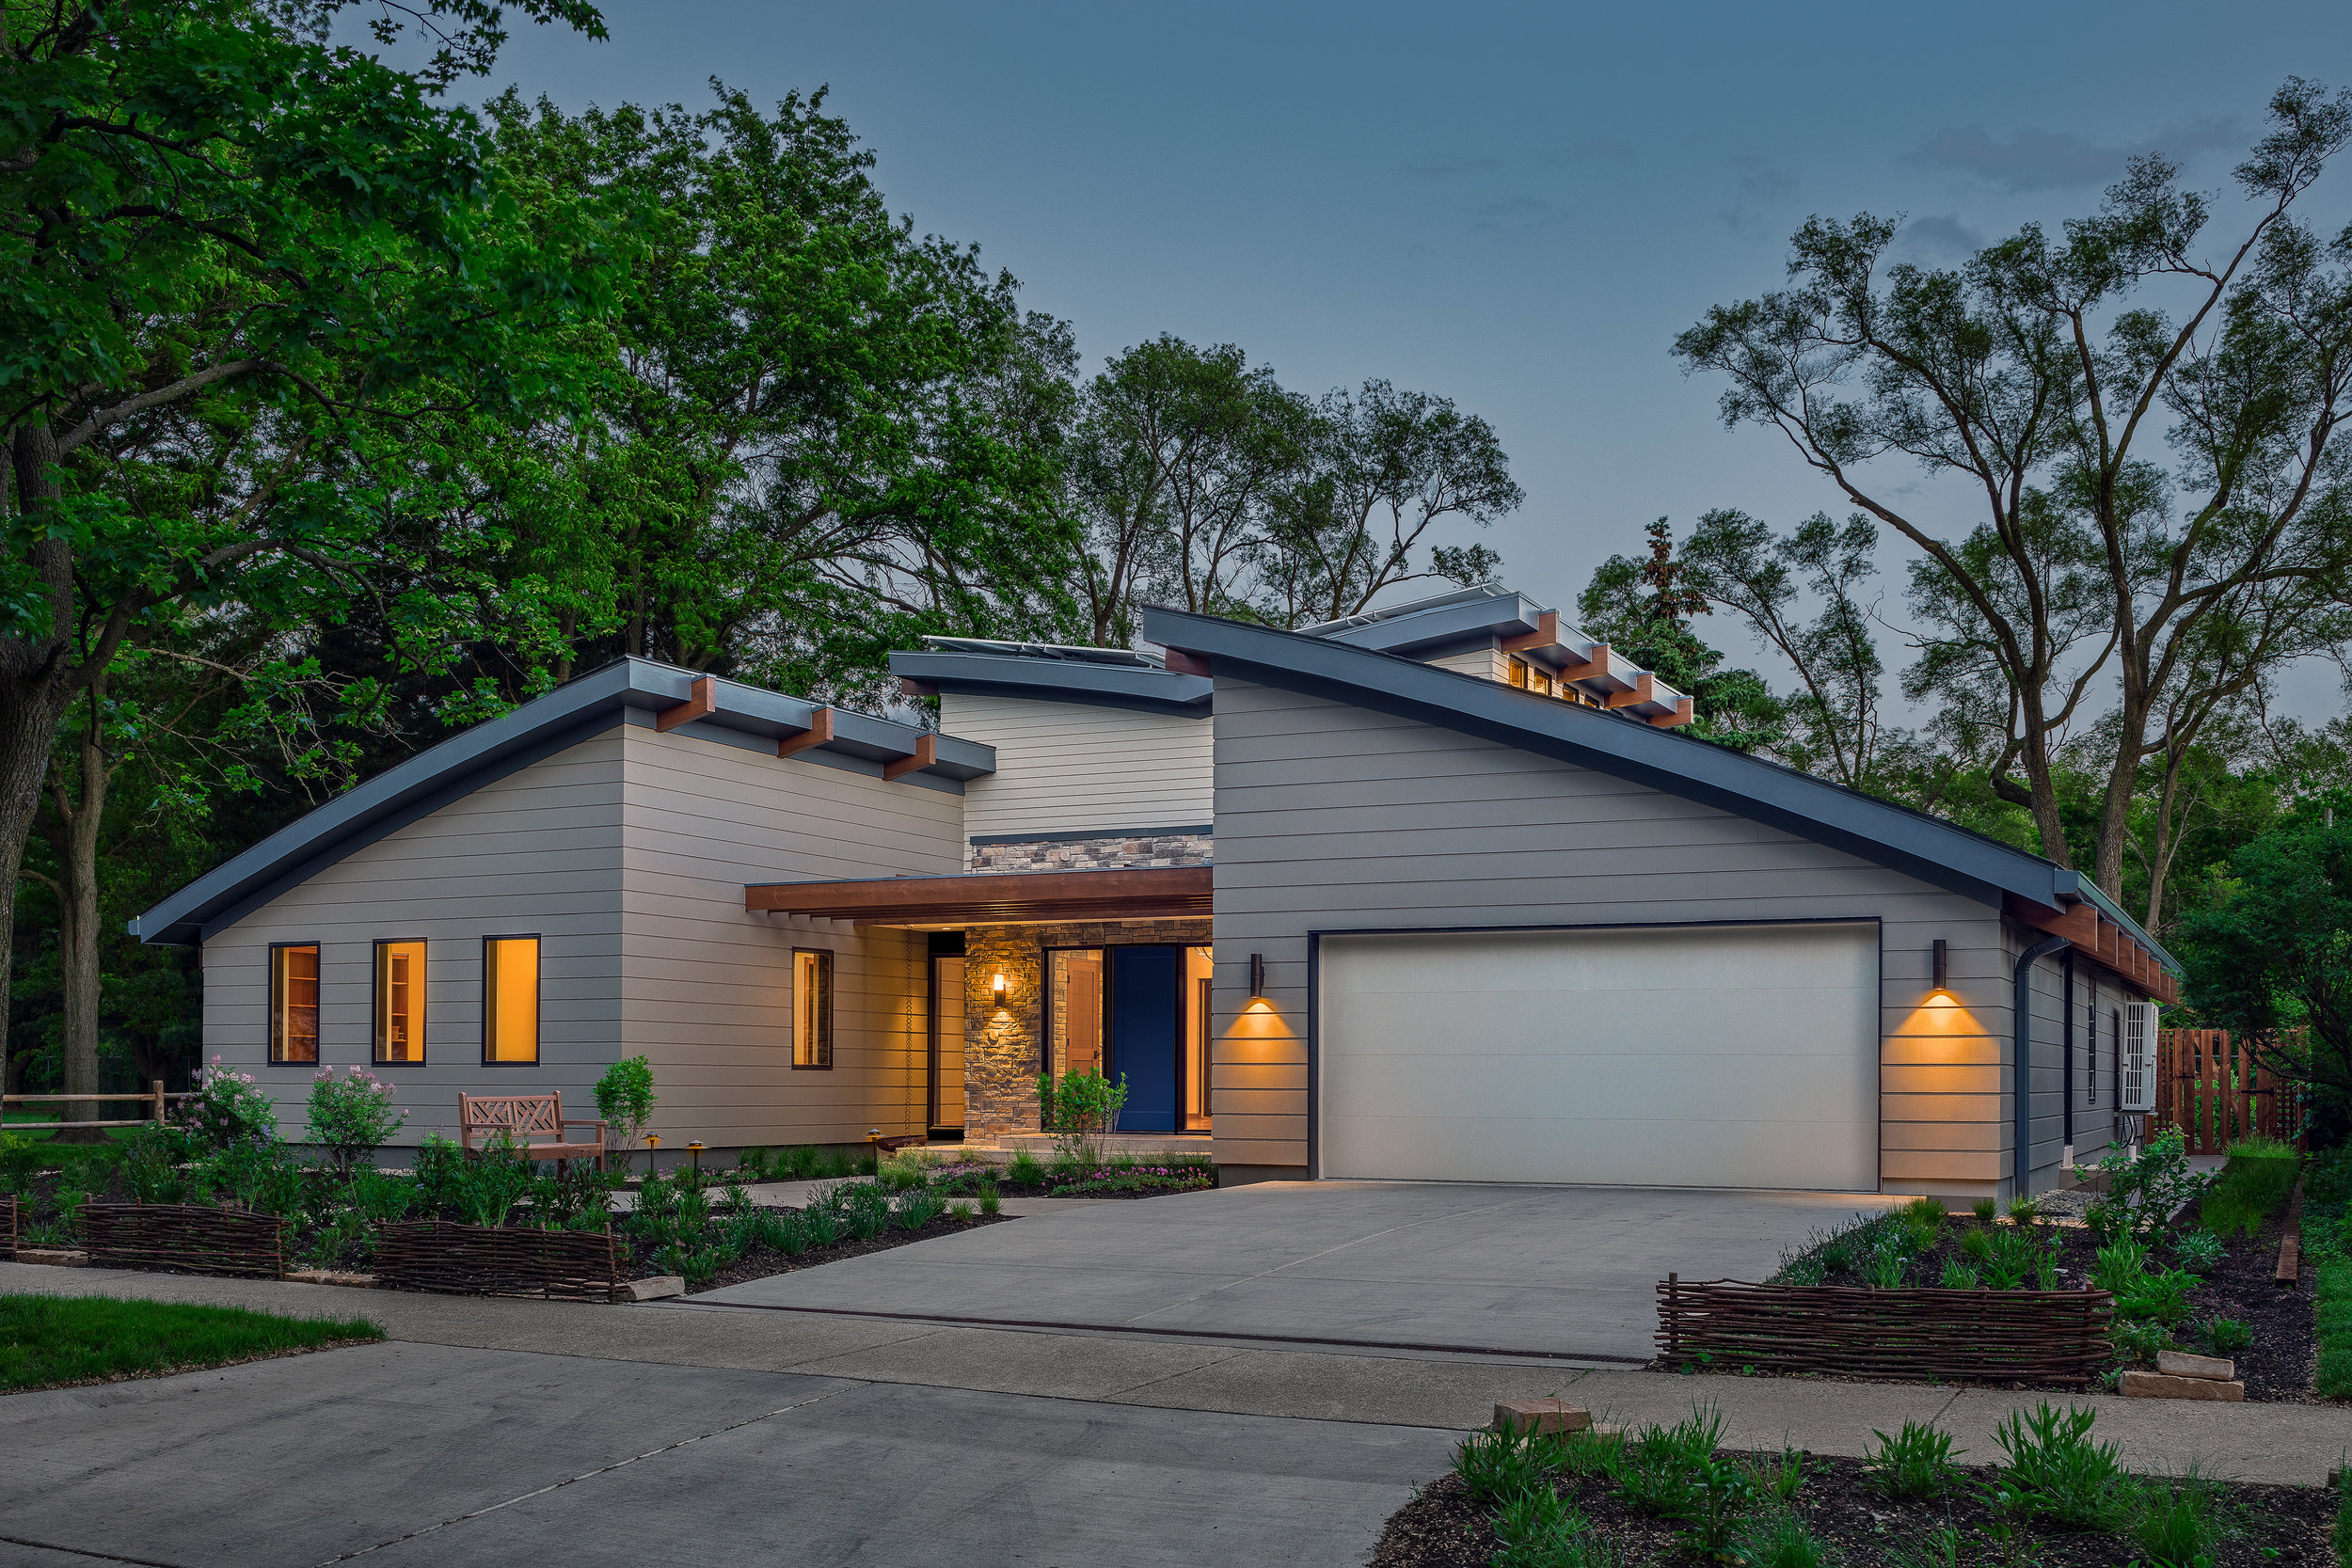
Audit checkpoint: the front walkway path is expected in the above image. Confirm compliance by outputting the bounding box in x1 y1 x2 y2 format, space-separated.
4 1261 2344 1486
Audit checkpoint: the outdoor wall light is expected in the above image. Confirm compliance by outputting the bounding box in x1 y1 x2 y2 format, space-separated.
1248 952 1265 998
993 972 1008 1006
1931 939 1948 994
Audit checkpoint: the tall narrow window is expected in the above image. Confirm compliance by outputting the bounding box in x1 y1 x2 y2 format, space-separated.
793 948 834 1068
2085 985 2099 1106
483 936 540 1064
373 940 426 1064
269 942 321 1063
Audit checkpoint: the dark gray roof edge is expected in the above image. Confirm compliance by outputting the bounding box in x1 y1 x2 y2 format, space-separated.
1143 606 2178 970
2058 873 2180 974
131 657 994 947
890 649 1213 714
1312 593 1542 655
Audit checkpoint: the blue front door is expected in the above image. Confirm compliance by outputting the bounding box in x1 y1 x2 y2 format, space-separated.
1108 945 1181 1133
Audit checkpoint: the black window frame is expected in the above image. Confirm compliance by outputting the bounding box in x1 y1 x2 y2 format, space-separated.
373 937 429 1067
268 941 322 1064
481 933 543 1067
791 946 834 1069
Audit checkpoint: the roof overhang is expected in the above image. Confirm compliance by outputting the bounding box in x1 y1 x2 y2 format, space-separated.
890 648 1213 715
133 658 994 947
1142 605 2181 991
745 866 1213 926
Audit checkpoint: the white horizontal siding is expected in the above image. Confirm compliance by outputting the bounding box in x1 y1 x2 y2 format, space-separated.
942 691 1212 845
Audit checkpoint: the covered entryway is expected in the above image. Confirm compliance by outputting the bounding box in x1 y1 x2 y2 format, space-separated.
1316 922 1880 1190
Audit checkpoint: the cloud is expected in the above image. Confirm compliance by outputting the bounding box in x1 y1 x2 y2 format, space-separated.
1403 153 1502 179
1904 116 2245 192
1894 214 1985 262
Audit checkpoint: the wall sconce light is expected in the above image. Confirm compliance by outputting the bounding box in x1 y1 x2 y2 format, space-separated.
1931 939 1948 993
993 972 1008 1006
1248 953 1265 998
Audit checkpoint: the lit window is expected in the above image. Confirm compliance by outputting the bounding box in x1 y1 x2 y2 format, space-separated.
374 940 426 1064
793 949 834 1069
483 936 540 1064
269 943 320 1063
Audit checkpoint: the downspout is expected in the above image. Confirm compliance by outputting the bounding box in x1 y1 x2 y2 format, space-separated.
2014 934 2071 1200
2060 952 2074 1167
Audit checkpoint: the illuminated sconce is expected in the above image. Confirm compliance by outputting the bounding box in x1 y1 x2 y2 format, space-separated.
1248 953 1265 998
993 972 1008 1006
1931 939 1948 994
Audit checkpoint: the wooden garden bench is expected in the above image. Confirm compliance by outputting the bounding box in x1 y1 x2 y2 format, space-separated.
458 1092 607 1172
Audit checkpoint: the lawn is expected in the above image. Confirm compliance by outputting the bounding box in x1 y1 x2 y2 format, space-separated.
0 1294 383 1393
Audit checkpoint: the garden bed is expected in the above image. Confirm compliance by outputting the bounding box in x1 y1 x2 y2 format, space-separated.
1373 1448 2338 1568
681 1210 1016 1293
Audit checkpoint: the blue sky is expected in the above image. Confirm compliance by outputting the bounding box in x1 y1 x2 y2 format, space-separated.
478 1 2352 715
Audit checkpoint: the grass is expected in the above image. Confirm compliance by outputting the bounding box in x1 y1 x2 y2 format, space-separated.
2200 1144 2302 1238
0 1293 383 1392
2320 1260 2352 1402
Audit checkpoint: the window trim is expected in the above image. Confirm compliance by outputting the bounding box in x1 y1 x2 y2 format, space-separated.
480 933 542 1067
373 937 428 1067
268 941 322 1064
790 946 834 1069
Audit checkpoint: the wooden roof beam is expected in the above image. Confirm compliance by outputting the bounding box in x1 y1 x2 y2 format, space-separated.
882 733 938 782
655 674 717 733
1556 643 1609 683
1500 610 1560 655
1604 672 1656 711
1648 697 1695 730
778 707 834 759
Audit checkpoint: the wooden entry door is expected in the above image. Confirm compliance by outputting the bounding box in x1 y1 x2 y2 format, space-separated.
929 954 965 1133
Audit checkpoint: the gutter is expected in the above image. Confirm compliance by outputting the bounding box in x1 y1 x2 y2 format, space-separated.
2014 934 2071 1199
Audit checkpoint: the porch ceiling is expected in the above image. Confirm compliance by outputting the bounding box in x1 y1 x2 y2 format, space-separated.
743 865 1212 927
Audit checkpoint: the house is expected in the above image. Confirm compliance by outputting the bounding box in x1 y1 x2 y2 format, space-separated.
132 584 2176 1199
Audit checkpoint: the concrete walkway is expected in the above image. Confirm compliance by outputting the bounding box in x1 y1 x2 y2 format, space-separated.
5 1261 2346 1485
695 1180 1899 1360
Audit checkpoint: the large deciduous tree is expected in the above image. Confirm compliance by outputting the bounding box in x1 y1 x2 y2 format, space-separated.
0 0 617 1114
1674 79 2352 902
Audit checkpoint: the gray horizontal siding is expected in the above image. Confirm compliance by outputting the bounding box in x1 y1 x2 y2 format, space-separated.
944 691 1212 847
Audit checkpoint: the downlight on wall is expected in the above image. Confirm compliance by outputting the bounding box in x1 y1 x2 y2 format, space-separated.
1931 939 1948 996
1248 953 1265 999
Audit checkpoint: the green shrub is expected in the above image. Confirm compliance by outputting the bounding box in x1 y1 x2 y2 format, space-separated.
2120 1268 2198 1327
1008 1148 1045 1187
2171 1227 2227 1273
2135 1473 2223 1568
1973 1196 1998 1222
2007 1196 2042 1226
978 1182 1002 1216
1732 1510 1835 1568
1979 1228 2040 1291
0 1132 41 1193
1938 1258 1979 1290
1608 1407 1724 1522
2092 1236 2148 1295
2112 1317 2168 1369
1993 1403 2134 1532
2202 1316 2253 1356
2098 1129 2213 1237
1454 1423 1559 1505
593 1056 657 1171
1864 1420 1962 1499
1035 1069 1127 1165
2201 1148 2300 1238
2317 1261 2352 1401
892 1187 947 1230
180 1056 280 1148
305 1067 409 1176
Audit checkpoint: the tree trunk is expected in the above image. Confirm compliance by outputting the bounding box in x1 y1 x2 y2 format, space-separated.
43 720 112 1144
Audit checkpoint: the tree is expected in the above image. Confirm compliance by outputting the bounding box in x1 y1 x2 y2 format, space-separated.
1577 519 1785 752
1258 380 1518 626
1681 508 1888 790
0 0 616 1098
481 85 1083 705
2177 810 2352 1146
1673 79 2352 900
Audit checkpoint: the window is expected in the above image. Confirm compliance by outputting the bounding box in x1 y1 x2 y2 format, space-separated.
2085 983 2098 1106
483 936 540 1064
792 948 834 1068
373 940 426 1064
269 942 320 1063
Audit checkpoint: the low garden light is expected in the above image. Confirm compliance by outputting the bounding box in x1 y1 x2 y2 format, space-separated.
687 1140 705 1175
993 972 1008 1006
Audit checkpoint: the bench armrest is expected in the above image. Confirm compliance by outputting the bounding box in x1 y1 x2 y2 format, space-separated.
561 1117 609 1142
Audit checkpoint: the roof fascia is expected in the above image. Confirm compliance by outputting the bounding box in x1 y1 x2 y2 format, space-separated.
1312 594 1542 656
890 649 1213 715
1143 607 2073 913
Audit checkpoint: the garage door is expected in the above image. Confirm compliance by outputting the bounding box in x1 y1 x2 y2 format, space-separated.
1318 923 1879 1190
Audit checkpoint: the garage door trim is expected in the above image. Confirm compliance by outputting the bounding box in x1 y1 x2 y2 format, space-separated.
1305 916 1883 1185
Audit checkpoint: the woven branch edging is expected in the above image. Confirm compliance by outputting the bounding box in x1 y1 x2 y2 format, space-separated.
1 1193 14 1259
79 1202 286 1279
1657 1277 2114 1385
373 1221 619 1300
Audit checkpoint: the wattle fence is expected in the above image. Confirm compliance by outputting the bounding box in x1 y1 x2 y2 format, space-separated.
1656 1275 2114 1385
373 1221 620 1299
2155 1029 2306 1154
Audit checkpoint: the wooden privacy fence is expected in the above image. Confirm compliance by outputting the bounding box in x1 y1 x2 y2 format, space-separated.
2156 1029 2306 1154
79 1202 286 1278
373 1221 620 1300
1656 1275 2114 1385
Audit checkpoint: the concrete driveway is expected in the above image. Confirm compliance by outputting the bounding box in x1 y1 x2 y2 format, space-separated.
697 1180 1895 1361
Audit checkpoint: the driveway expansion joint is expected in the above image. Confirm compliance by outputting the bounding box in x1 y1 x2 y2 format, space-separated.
0 1534 199 1568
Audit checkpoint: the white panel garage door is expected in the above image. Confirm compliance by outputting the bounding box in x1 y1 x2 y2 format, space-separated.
1319 923 1879 1191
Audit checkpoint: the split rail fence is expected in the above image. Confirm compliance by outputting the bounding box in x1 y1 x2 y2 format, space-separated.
1656 1275 2114 1385
1 1082 193 1131
2155 1029 2306 1154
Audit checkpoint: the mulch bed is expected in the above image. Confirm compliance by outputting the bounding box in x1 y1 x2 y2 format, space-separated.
1372 1454 2338 1568
676 1212 1017 1294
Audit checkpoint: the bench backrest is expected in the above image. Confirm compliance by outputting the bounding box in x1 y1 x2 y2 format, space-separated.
459 1093 564 1142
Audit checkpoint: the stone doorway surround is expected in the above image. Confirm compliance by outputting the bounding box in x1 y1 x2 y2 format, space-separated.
961 918 1212 1137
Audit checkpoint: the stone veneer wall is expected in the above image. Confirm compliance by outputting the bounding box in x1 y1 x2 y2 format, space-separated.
967 832 1211 873
962 917 1213 1136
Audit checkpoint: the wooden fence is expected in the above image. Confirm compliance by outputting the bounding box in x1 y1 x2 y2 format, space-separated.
1 1194 13 1259
1656 1275 2114 1385
79 1202 286 1278
373 1221 620 1300
2156 1029 2306 1154
2 1082 192 1131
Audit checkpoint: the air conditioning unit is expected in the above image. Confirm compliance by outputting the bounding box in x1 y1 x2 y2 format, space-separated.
2121 1000 2156 1113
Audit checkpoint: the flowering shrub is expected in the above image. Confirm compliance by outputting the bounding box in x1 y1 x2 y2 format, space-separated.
306 1066 409 1175
178 1057 281 1149
1055 1164 1215 1197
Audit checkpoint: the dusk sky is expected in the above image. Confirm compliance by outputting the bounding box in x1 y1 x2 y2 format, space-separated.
479 1 2352 716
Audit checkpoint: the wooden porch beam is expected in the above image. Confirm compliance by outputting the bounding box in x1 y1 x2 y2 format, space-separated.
777 707 834 759
1163 647 1213 677
881 733 938 782
1500 610 1559 655
1555 643 1610 683
655 674 717 733
1648 697 1695 730
1604 671 1656 710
